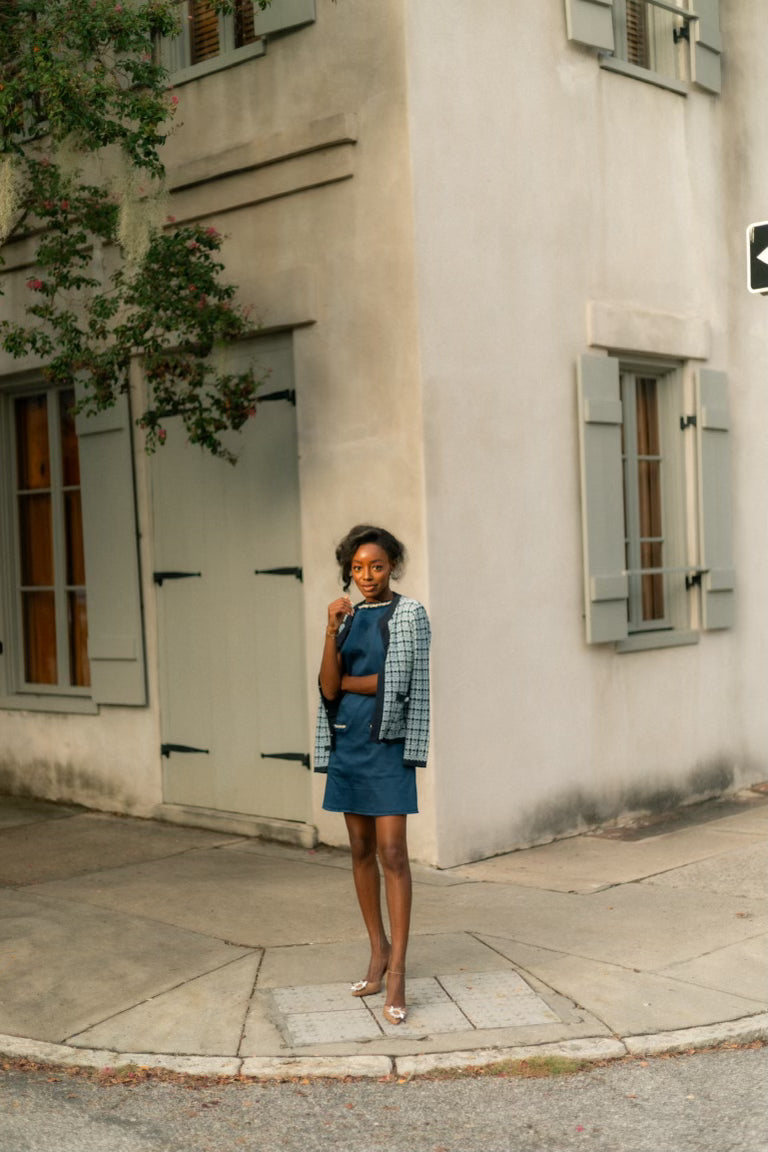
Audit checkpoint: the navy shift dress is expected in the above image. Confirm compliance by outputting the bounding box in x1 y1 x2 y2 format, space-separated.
322 602 418 816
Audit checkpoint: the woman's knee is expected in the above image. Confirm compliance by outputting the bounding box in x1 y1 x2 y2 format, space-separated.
377 837 409 876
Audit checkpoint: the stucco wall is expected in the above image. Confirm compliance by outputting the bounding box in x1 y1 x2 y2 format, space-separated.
0 1 436 857
404 1 768 865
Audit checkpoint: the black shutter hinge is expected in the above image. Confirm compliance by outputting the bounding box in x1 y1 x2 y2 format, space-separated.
254 566 303 581
161 743 210 757
259 389 296 406
680 415 697 430
261 752 311 770
154 571 202 586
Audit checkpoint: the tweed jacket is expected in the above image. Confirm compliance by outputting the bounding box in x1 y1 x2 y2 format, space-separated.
314 593 431 771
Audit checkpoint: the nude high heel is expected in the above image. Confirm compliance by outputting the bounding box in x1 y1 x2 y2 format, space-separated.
383 970 407 1025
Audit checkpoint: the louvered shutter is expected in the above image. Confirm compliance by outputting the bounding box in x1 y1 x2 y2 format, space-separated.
235 0 257 46
564 0 616 52
75 391 147 705
190 0 220 63
577 355 629 644
252 0 316 37
696 370 734 629
692 0 722 94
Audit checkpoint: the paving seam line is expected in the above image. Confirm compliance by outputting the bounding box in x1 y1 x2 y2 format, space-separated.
1 1013 767 1079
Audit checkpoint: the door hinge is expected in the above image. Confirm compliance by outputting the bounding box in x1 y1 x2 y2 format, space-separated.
161 743 210 757
254 566 303 581
261 752 311 770
154 571 202 586
259 388 296 406
680 415 697 430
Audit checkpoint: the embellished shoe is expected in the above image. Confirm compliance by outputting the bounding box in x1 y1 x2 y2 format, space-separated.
350 957 389 998
383 970 407 1025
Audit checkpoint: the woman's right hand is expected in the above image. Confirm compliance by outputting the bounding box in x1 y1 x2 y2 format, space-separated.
327 595 353 634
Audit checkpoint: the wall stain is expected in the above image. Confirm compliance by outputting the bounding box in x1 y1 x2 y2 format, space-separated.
514 759 737 847
0 758 138 813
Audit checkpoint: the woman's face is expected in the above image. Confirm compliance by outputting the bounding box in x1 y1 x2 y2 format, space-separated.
350 543 393 602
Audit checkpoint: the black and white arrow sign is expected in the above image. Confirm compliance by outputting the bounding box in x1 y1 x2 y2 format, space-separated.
747 221 768 293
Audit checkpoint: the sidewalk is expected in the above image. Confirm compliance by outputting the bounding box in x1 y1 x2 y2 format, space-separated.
0 790 766 1079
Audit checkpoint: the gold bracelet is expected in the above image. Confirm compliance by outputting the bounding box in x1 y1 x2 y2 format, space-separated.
326 628 338 638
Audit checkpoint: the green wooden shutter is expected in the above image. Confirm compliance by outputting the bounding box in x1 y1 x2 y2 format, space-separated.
564 0 615 52
577 354 628 644
75 391 147 705
252 0 315 37
696 369 734 630
692 0 722 94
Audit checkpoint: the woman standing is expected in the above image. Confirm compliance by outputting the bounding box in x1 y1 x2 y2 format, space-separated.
315 525 431 1026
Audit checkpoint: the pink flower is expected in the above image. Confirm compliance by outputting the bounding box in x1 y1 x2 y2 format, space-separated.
170 95 179 106
158 428 167 443
26 278 44 291
60 200 69 210
188 284 196 292
205 226 218 237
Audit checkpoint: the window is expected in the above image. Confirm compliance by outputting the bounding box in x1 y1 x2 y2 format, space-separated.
577 355 734 649
564 0 722 95
612 0 681 84
620 368 686 635
1 386 148 710
158 0 316 84
10 387 90 693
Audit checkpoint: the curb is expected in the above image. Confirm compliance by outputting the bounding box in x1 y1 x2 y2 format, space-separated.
2 1013 767 1080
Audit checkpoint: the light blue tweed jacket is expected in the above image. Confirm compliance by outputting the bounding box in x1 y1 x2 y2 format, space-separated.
314 593 431 771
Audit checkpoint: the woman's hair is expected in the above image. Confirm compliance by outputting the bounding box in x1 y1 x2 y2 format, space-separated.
335 525 407 591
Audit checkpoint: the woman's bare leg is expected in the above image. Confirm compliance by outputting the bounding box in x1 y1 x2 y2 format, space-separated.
375 814 411 1010
344 812 391 982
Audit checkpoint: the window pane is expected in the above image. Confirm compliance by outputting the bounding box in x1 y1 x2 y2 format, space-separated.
235 0 257 46
22 591 57 684
15 394 50 490
626 0 649 67
68 591 90 687
64 491 87 586
640 541 665 621
637 460 663 538
18 493 54 586
636 377 659 455
190 0 220 61
59 389 80 487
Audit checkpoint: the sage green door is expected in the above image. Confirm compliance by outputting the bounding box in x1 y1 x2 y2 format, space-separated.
152 334 310 824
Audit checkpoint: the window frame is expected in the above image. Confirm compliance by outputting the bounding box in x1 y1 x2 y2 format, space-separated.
0 381 97 708
576 351 733 652
564 0 722 96
157 1 266 86
616 359 697 651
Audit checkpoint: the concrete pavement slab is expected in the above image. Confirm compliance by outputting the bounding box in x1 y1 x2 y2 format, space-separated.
657 934 768 1002
223 838 469 887
450 823 767 892
0 889 251 1042
28 848 368 948
474 936 768 1035
68 951 262 1056
640 840 768 899
0 813 241 886
415 876 768 970
0 798 84 831
255 932 518 989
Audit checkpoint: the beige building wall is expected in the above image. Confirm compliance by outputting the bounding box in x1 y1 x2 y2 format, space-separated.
404 0 768 866
0 1 436 857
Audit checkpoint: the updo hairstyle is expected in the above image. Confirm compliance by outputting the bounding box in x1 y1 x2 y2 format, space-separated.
335 525 406 592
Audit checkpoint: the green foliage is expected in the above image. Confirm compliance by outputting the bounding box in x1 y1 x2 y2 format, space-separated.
0 0 273 460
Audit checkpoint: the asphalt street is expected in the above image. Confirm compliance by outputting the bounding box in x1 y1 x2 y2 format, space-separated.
0 1046 764 1152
